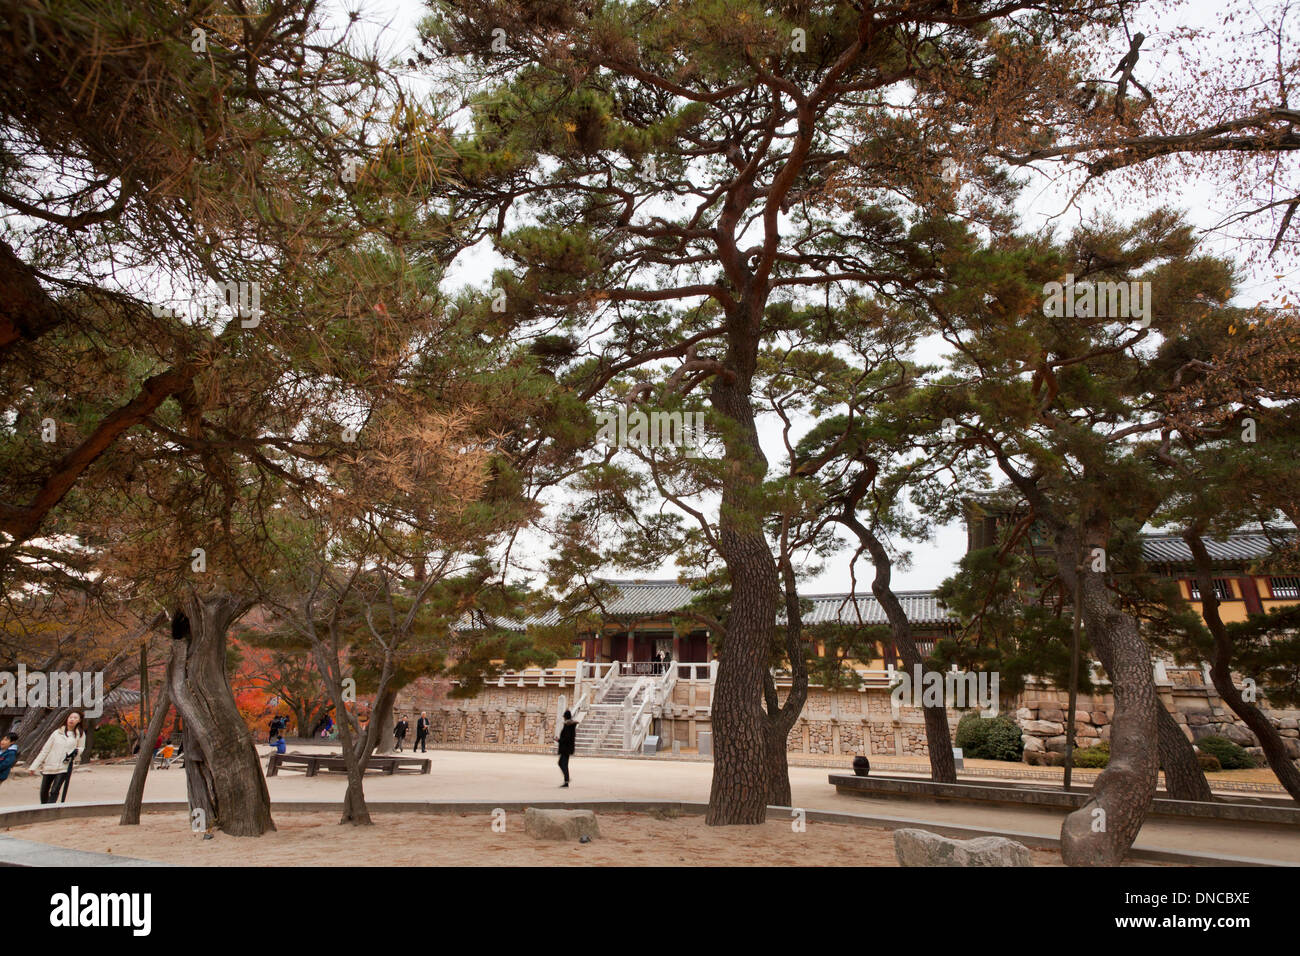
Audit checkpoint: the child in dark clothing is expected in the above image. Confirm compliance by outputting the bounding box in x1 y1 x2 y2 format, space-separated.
0 733 18 783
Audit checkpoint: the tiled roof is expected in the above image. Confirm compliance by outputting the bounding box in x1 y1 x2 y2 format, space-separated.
462 580 955 631
804 591 954 626
1140 530 1297 567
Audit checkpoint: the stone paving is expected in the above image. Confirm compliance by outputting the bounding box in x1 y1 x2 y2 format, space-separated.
0 745 1294 864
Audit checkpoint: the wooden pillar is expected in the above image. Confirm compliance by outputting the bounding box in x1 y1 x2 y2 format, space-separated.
1240 575 1264 616
627 629 636 664
672 628 681 662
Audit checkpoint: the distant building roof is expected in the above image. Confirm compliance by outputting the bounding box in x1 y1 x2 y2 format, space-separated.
805 591 954 626
1139 530 1297 568
463 580 957 631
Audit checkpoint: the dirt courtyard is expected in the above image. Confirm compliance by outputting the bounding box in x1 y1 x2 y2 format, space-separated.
4 809 1083 867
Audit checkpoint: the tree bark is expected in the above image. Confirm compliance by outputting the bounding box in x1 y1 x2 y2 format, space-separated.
167 593 275 836
706 373 779 826
373 687 398 755
847 513 957 783
1077 597 1209 801
1156 703 1213 801
762 557 810 807
1056 523 1159 865
1186 531 1300 801
120 675 172 826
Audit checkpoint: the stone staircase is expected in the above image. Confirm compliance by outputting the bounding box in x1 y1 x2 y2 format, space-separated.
574 677 651 755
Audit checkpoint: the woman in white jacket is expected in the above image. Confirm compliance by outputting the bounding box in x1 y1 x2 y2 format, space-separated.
27 711 85 804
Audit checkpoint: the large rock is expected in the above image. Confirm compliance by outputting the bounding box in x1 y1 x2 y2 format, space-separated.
1021 734 1046 753
524 808 601 841
1222 724 1258 747
893 828 1032 867
1022 720 1064 735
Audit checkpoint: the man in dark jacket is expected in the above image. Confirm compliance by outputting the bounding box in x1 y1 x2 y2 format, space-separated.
415 712 429 753
555 710 578 787
393 716 408 752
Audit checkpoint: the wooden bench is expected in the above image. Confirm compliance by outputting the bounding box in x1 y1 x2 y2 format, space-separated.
266 752 432 777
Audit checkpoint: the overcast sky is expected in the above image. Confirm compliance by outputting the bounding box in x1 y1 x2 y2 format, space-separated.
325 0 1295 595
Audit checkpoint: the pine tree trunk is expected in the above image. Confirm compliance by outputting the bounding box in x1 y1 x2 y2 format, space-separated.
120 677 172 825
706 374 779 826
1155 705 1213 801
762 559 811 807
168 593 274 837
848 514 957 782
1186 532 1300 802
373 687 398 754
1057 526 1158 865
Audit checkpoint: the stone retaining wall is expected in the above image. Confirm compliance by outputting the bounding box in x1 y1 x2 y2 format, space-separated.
396 673 1300 761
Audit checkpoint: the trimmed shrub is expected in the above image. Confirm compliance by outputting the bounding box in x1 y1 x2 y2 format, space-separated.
1196 735 1256 770
1071 742 1110 769
954 712 987 752
89 723 129 758
1197 753 1223 772
956 713 1023 761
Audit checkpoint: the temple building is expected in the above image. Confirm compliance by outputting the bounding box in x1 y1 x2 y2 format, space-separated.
398 509 1300 760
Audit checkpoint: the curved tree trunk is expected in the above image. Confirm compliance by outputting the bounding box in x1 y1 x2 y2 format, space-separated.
762 558 810 807
1186 532 1300 801
1156 704 1213 801
373 687 398 755
1082 611 1209 801
840 507 957 782
168 593 274 837
707 373 780 826
1057 525 1159 866
120 676 172 825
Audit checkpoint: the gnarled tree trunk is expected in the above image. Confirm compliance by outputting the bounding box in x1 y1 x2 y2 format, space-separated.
168 593 274 836
1057 524 1159 865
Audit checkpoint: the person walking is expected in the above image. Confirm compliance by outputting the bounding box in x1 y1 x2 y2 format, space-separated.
415 712 429 753
393 715 408 753
0 733 18 785
555 710 578 788
27 711 85 804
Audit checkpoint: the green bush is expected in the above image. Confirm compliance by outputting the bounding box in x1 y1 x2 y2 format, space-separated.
1072 742 1110 768
89 723 129 758
1197 753 1223 772
954 712 986 752
1195 735 1256 770
956 713 1023 762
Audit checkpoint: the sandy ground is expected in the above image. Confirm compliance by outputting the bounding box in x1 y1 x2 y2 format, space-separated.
0 746 1292 863
5 809 1077 867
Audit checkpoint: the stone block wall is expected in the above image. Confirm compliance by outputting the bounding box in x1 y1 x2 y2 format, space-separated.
397 671 1300 762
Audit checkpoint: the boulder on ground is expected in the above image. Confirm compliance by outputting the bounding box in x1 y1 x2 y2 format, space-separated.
893 828 1032 867
524 807 601 841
